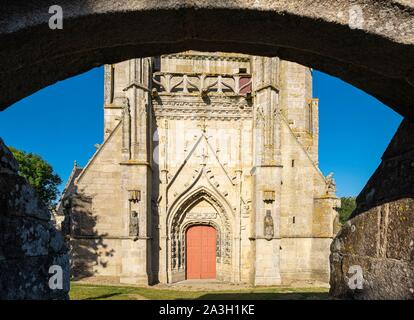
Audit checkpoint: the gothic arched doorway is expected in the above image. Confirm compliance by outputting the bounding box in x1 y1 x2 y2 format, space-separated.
167 186 234 283
186 225 217 280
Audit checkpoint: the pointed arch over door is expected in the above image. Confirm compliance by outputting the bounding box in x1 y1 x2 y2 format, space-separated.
167 186 234 283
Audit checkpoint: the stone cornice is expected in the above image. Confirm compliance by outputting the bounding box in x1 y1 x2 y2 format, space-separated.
71 235 151 240
154 110 252 120
119 160 151 166
153 99 252 120
154 95 249 105
249 236 334 240
162 52 250 62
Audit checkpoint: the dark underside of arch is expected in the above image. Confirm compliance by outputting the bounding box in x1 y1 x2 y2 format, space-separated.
0 6 413 119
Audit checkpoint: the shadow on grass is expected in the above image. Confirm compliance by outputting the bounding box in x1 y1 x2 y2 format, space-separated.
84 292 125 300
194 292 330 300
70 283 330 300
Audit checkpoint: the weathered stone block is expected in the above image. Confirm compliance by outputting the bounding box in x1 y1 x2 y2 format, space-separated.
0 139 69 300
0 253 69 300
386 200 414 261
330 119 414 300
330 249 414 300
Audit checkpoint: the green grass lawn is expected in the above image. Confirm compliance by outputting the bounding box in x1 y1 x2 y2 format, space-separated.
70 283 330 300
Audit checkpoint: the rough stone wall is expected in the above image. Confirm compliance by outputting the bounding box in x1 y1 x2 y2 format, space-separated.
0 139 69 299
330 119 414 300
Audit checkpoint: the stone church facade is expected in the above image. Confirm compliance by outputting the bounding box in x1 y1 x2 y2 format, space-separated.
60 51 339 285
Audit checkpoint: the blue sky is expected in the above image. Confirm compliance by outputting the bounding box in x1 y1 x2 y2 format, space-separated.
0 66 402 197
314 71 402 196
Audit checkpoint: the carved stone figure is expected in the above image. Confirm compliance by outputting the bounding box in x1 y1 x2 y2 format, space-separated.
326 172 337 195
129 210 139 236
264 210 274 240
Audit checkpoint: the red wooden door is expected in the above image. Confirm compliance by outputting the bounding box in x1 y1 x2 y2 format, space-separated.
186 225 216 279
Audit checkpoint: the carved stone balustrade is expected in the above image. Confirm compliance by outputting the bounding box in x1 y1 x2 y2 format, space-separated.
152 72 252 96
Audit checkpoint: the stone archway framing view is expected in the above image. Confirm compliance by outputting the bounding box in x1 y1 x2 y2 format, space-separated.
0 1 413 300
